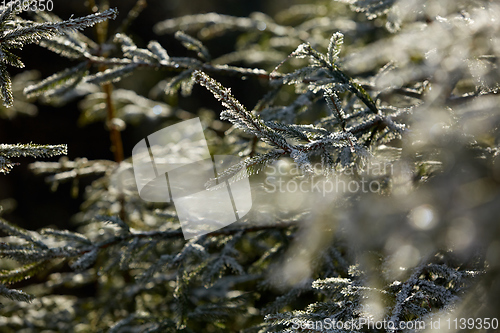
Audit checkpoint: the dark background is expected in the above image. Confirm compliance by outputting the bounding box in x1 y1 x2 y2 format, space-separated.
0 0 287 230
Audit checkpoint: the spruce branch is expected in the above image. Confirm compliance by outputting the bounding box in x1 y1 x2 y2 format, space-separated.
147 40 169 61
23 62 88 98
271 33 379 115
0 8 118 44
70 246 98 272
206 150 285 188
0 6 117 107
84 64 138 85
2 221 298 262
0 283 34 303
335 0 398 20
0 143 67 173
175 30 211 62
37 35 88 59
95 215 130 233
0 217 47 249
327 32 344 66
0 1 17 25
0 261 48 285
325 89 355 148
40 228 92 245
154 12 297 38
0 143 67 158
0 63 13 107
193 70 293 152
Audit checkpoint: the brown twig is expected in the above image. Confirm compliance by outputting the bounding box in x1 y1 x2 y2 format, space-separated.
87 1 126 223
103 82 124 163
87 2 125 164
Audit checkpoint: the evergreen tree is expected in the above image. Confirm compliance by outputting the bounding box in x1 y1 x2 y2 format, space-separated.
0 0 499 332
